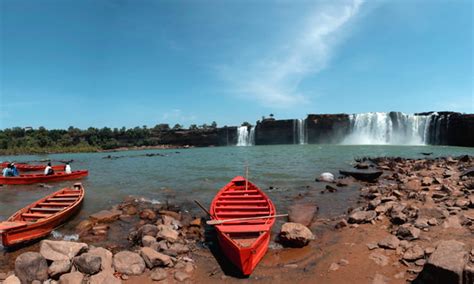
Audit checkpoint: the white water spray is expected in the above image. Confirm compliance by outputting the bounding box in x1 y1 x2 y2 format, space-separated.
237 126 255 146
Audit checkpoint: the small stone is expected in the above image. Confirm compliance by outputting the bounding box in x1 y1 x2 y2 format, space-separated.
403 245 425 261
150 268 167 281
142 235 157 247
396 224 420 241
425 247 435 255
372 273 390 284
174 271 190 282
367 243 378 250
140 247 173 268
183 262 194 274
427 218 438 226
415 259 426 266
394 272 405 279
338 259 349 266
156 225 179 243
328 263 340 271
59 272 84 284
48 260 72 277
89 271 121 284
3 275 21 284
369 252 389 266
348 210 377 224
378 235 400 250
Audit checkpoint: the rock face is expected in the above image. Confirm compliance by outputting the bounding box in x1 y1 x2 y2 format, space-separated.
113 251 145 275
415 240 468 284
40 240 88 261
15 252 49 283
254 119 295 145
306 114 351 144
288 203 318 226
279 222 315 247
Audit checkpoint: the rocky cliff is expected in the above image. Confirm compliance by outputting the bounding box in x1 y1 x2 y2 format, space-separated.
306 114 351 144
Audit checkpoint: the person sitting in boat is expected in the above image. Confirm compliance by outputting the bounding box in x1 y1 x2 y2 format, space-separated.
10 163 19 176
44 162 55 175
2 164 14 177
65 163 72 174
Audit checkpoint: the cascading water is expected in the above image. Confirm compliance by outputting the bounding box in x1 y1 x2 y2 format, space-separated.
343 112 435 145
294 119 306 144
236 126 255 146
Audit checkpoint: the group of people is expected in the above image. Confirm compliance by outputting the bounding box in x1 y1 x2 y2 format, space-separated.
2 162 72 177
2 163 19 177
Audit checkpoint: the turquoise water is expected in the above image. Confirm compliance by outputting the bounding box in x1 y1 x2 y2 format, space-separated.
1 145 473 226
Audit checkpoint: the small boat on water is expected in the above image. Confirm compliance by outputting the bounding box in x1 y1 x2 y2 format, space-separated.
0 183 85 247
209 176 276 275
0 170 88 185
0 162 65 172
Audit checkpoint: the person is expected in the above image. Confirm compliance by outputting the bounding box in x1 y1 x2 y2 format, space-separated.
2 164 14 177
44 162 54 176
11 163 19 176
65 162 72 174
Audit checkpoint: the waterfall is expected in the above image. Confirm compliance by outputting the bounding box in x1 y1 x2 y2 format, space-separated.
294 119 306 145
343 112 435 145
236 126 255 146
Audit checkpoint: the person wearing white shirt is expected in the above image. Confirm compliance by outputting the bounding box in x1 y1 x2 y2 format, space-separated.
44 162 54 175
65 163 72 174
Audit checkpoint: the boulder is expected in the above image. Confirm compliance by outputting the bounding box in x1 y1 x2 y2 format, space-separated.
156 225 179 243
279 222 315 247
288 202 318 226
48 260 72 277
3 275 21 284
90 210 122 223
74 253 102 275
140 247 173 268
15 252 48 283
138 224 159 238
415 240 468 284
405 179 421 191
378 235 400 250
88 247 114 272
396 224 420 241
113 251 145 275
174 271 190 282
59 272 84 284
348 210 377 224
90 271 122 284
40 240 88 261
139 209 157 220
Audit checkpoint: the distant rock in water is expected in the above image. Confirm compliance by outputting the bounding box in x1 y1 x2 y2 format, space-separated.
339 169 383 182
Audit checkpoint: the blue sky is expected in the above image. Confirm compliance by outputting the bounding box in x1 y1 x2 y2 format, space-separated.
0 0 472 129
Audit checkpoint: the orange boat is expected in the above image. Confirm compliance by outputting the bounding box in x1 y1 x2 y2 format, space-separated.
0 170 88 185
209 176 276 275
0 183 85 247
0 162 65 172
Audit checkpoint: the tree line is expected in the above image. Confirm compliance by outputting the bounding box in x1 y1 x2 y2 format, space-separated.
0 122 220 155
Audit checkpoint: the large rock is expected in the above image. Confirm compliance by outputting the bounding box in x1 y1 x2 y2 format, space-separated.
348 210 377 224
90 210 122 223
156 225 179 243
139 247 173 268
48 260 72 277
113 251 145 275
288 203 318 226
74 253 102 275
90 271 122 284
15 252 49 283
59 272 84 284
415 240 468 284
40 240 88 261
279 222 315 247
88 247 114 272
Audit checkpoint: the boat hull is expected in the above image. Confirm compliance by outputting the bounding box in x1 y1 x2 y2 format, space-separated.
0 170 88 185
0 184 84 247
0 162 65 172
209 176 276 275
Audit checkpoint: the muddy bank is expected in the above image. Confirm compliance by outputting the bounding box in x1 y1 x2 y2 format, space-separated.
1 155 473 283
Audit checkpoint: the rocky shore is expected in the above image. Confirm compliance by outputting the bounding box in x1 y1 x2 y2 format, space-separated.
0 155 473 284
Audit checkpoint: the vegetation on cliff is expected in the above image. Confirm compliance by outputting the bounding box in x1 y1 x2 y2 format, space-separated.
0 123 218 155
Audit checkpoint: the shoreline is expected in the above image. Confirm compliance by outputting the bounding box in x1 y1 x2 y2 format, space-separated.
0 155 473 283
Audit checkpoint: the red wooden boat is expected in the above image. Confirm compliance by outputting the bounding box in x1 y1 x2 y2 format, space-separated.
0 170 88 185
209 176 276 275
0 162 65 172
0 183 85 247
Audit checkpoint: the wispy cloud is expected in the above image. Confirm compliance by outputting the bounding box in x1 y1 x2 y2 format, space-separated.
220 0 365 108
161 109 197 124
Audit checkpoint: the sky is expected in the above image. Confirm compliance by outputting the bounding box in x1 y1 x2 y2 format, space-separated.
0 0 472 129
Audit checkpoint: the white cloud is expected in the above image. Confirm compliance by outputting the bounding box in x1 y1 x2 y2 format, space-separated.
221 0 365 108
161 109 197 124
